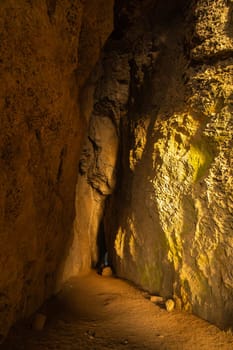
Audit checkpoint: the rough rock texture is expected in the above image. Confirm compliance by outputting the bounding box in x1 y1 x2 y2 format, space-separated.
74 0 233 329
113 0 233 328
62 50 125 276
2 0 232 338
0 0 113 339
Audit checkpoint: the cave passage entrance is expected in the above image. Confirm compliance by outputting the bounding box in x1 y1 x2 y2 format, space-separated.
96 219 109 274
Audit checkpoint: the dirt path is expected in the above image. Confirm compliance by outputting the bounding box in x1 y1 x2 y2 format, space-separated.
2 271 233 350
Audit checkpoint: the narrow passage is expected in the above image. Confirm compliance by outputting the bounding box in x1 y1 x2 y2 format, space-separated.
2 271 233 350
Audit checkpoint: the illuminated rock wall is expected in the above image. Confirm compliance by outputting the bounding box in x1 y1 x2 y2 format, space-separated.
103 0 233 328
0 0 113 338
63 47 129 277
62 112 119 277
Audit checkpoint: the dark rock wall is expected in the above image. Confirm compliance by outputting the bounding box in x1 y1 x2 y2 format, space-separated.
0 0 113 338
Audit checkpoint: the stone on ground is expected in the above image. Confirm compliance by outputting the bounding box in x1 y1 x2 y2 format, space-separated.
102 266 113 277
165 299 175 312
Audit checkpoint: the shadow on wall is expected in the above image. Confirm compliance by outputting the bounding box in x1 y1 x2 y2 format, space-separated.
102 0 233 330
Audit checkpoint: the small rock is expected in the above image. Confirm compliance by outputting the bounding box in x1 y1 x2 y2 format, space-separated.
32 313 46 331
150 295 164 304
121 339 129 345
165 299 175 312
85 330 95 339
102 266 112 277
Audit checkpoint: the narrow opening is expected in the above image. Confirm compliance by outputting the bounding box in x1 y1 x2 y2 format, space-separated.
96 220 108 274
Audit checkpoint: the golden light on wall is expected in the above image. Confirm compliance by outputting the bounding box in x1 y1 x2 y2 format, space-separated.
114 227 126 260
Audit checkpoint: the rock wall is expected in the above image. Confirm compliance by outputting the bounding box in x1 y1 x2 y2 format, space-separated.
109 1 233 326
79 0 232 329
0 0 113 339
62 47 127 277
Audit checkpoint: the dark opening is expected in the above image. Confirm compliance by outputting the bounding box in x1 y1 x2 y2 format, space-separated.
96 220 108 274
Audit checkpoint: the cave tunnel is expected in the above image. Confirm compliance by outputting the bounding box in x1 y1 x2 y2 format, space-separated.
1 0 233 348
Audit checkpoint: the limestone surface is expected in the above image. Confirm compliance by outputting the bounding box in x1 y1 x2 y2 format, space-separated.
81 0 233 329
0 0 113 339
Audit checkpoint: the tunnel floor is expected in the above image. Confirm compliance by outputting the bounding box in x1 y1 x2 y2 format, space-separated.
2 271 233 350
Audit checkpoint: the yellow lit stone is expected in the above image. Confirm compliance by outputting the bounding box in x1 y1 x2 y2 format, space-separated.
114 227 126 259
189 141 214 182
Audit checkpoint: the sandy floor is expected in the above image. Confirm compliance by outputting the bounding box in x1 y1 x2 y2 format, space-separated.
2 271 233 350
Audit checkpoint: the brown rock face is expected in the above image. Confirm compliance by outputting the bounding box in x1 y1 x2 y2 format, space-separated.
1 0 233 338
108 0 233 328
62 56 122 278
0 0 113 339
70 0 233 329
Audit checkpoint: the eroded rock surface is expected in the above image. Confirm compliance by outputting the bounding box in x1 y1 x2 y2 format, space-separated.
1 0 233 338
75 0 233 328
62 50 125 277
0 0 113 339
